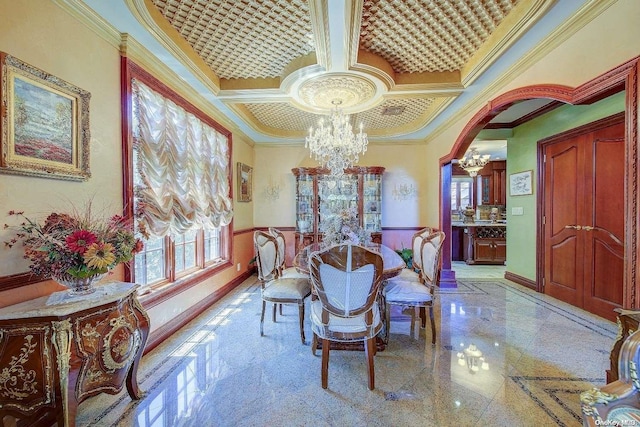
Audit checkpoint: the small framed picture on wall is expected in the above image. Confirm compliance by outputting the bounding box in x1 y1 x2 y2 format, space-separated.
509 170 533 196
237 162 252 202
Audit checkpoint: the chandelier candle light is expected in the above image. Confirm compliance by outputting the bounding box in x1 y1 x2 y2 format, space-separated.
305 101 368 176
458 147 491 177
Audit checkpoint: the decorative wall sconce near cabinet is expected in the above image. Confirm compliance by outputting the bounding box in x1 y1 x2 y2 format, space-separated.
393 182 417 200
263 177 280 201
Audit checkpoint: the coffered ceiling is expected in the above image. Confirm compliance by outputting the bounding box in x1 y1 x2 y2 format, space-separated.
74 0 590 144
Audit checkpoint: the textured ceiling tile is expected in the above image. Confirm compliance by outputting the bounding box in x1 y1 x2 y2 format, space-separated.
359 0 520 73
151 0 315 79
244 98 434 134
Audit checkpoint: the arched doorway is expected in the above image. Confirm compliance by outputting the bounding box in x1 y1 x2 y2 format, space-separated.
439 57 640 313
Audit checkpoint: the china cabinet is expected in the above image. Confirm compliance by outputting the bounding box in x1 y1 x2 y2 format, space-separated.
292 166 384 249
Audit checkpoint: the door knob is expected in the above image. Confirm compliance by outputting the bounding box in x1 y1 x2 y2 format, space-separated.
582 226 594 231
565 225 582 230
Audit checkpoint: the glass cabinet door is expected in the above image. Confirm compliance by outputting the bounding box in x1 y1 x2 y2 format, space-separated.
295 173 314 233
362 173 382 232
317 174 359 230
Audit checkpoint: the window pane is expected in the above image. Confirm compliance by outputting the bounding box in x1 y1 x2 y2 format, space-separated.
451 182 459 210
460 182 471 208
204 228 221 261
175 245 185 272
135 236 165 285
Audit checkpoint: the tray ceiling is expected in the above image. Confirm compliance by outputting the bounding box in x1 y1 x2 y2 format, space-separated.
126 0 554 142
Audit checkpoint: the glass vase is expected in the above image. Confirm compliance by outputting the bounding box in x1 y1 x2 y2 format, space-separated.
53 273 106 296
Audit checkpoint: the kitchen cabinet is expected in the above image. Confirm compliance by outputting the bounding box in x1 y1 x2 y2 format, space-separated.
292 166 384 249
461 224 507 265
479 160 507 205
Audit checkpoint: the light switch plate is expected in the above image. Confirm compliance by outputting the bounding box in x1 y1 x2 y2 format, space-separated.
512 207 524 216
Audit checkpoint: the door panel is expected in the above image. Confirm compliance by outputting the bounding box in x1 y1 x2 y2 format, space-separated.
545 141 582 304
584 135 625 318
543 117 624 321
549 236 579 302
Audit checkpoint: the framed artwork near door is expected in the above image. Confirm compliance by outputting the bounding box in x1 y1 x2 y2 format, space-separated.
509 170 533 196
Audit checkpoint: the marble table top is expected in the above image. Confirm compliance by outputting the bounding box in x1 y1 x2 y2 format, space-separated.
0 281 139 320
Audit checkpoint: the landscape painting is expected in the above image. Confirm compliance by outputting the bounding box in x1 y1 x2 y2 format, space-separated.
13 76 74 164
0 52 91 180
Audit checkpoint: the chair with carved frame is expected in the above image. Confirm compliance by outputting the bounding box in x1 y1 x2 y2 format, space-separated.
581 327 640 425
254 230 311 344
308 244 384 390
383 230 445 345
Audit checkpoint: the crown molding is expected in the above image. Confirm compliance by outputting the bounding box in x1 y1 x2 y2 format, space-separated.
424 0 618 147
52 0 122 47
461 0 554 86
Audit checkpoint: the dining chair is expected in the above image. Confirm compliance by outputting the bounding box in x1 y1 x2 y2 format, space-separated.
394 227 433 282
308 244 384 390
254 231 311 344
268 227 309 279
383 231 445 345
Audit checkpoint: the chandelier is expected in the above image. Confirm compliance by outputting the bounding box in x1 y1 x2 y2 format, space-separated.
458 148 491 177
305 101 368 176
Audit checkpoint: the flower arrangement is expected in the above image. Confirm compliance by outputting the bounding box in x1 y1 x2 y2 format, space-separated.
320 206 370 248
4 204 143 280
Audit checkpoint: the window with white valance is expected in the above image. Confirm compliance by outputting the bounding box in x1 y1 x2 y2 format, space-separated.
123 63 234 290
132 79 233 237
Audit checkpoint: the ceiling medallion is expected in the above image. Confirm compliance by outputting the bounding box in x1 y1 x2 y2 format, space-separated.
298 74 377 112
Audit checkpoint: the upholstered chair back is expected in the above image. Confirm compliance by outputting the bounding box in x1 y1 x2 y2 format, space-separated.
420 231 446 288
253 231 279 282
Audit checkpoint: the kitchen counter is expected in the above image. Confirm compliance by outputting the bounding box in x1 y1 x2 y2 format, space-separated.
452 221 507 227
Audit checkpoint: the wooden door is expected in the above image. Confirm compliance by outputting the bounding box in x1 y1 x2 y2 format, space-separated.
543 116 624 320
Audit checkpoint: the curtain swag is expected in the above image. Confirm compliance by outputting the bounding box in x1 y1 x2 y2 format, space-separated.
132 79 233 238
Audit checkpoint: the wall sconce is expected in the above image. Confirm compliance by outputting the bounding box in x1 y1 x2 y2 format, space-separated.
393 182 417 200
263 177 280 201
457 344 489 373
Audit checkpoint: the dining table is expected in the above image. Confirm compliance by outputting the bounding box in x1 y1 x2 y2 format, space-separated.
294 242 406 351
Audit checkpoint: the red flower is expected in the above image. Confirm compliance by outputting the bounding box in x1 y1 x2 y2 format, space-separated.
133 239 144 254
65 230 97 254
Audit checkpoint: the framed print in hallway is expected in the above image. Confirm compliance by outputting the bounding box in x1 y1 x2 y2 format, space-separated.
0 52 91 181
510 170 533 196
237 162 252 202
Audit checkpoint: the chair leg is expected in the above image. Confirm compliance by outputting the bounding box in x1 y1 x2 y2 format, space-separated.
321 338 330 389
272 303 277 322
384 302 391 344
298 301 306 345
429 306 436 344
260 300 266 336
419 307 427 328
311 333 318 356
365 337 376 390
279 304 283 316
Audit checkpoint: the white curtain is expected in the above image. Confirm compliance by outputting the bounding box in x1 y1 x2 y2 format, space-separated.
132 79 233 237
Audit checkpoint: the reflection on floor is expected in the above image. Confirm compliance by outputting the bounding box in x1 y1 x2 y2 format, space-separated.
77 265 615 426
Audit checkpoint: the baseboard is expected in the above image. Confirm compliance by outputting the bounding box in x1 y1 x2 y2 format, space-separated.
504 271 537 290
143 270 254 354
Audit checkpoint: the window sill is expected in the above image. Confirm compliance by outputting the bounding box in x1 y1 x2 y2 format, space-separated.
139 260 232 309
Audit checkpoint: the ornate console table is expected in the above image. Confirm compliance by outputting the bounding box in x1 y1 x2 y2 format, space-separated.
0 282 149 427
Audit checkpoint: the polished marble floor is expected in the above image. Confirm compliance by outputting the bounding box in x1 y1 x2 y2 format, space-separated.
76 263 616 426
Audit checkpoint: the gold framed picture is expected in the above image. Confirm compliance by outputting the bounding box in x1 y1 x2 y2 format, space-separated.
237 162 252 202
0 52 91 181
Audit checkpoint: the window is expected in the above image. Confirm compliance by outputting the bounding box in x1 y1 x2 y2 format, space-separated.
451 177 473 215
123 60 233 293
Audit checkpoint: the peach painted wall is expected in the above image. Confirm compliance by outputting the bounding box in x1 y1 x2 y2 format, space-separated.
0 0 124 304
0 1 256 330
